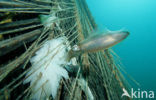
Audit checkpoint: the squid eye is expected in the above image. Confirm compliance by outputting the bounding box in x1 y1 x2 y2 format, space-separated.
72 45 80 51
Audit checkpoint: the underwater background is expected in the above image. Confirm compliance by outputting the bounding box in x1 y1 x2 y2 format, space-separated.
86 0 156 93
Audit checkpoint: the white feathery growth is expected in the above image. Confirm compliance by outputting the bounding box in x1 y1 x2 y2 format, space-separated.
23 2 71 99
24 36 71 99
40 13 57 28
40 5 62 30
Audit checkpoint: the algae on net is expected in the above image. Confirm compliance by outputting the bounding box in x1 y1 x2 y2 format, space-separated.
0 0 131 100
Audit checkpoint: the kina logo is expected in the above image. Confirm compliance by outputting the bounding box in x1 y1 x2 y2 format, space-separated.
121 88 155 99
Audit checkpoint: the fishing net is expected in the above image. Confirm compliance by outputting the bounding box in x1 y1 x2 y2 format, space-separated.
0 0 131 100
